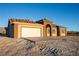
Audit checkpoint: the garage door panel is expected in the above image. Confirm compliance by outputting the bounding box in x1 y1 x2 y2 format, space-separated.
21 28 41 37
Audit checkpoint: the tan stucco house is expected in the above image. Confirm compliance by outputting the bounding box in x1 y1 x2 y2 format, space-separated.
7 18 67 38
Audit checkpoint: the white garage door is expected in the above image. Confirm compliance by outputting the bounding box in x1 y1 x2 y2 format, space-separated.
21 28 41 38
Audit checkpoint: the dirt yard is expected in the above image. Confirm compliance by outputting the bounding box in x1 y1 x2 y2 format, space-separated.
0 36 79 56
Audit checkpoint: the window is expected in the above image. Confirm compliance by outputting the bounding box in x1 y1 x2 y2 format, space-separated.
52 29 55 33
48 30 51 33
60 30 65 33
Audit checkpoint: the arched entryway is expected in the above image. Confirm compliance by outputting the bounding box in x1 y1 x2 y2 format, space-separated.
46 24 51 37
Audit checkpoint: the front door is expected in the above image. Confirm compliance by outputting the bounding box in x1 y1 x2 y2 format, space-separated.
46 24 51 37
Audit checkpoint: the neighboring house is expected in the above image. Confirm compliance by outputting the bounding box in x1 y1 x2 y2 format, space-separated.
0 27 6 36
7 18 67 38
67 31 79 36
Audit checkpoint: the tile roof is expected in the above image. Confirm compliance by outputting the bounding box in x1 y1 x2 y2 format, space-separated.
9 18 36 23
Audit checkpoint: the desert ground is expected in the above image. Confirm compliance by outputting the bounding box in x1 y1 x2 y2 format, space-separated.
0 36 79 56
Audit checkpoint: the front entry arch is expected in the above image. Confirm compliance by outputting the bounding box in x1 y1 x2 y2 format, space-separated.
46 24 51 37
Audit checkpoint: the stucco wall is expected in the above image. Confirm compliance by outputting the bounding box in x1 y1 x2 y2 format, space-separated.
7 24 14 37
